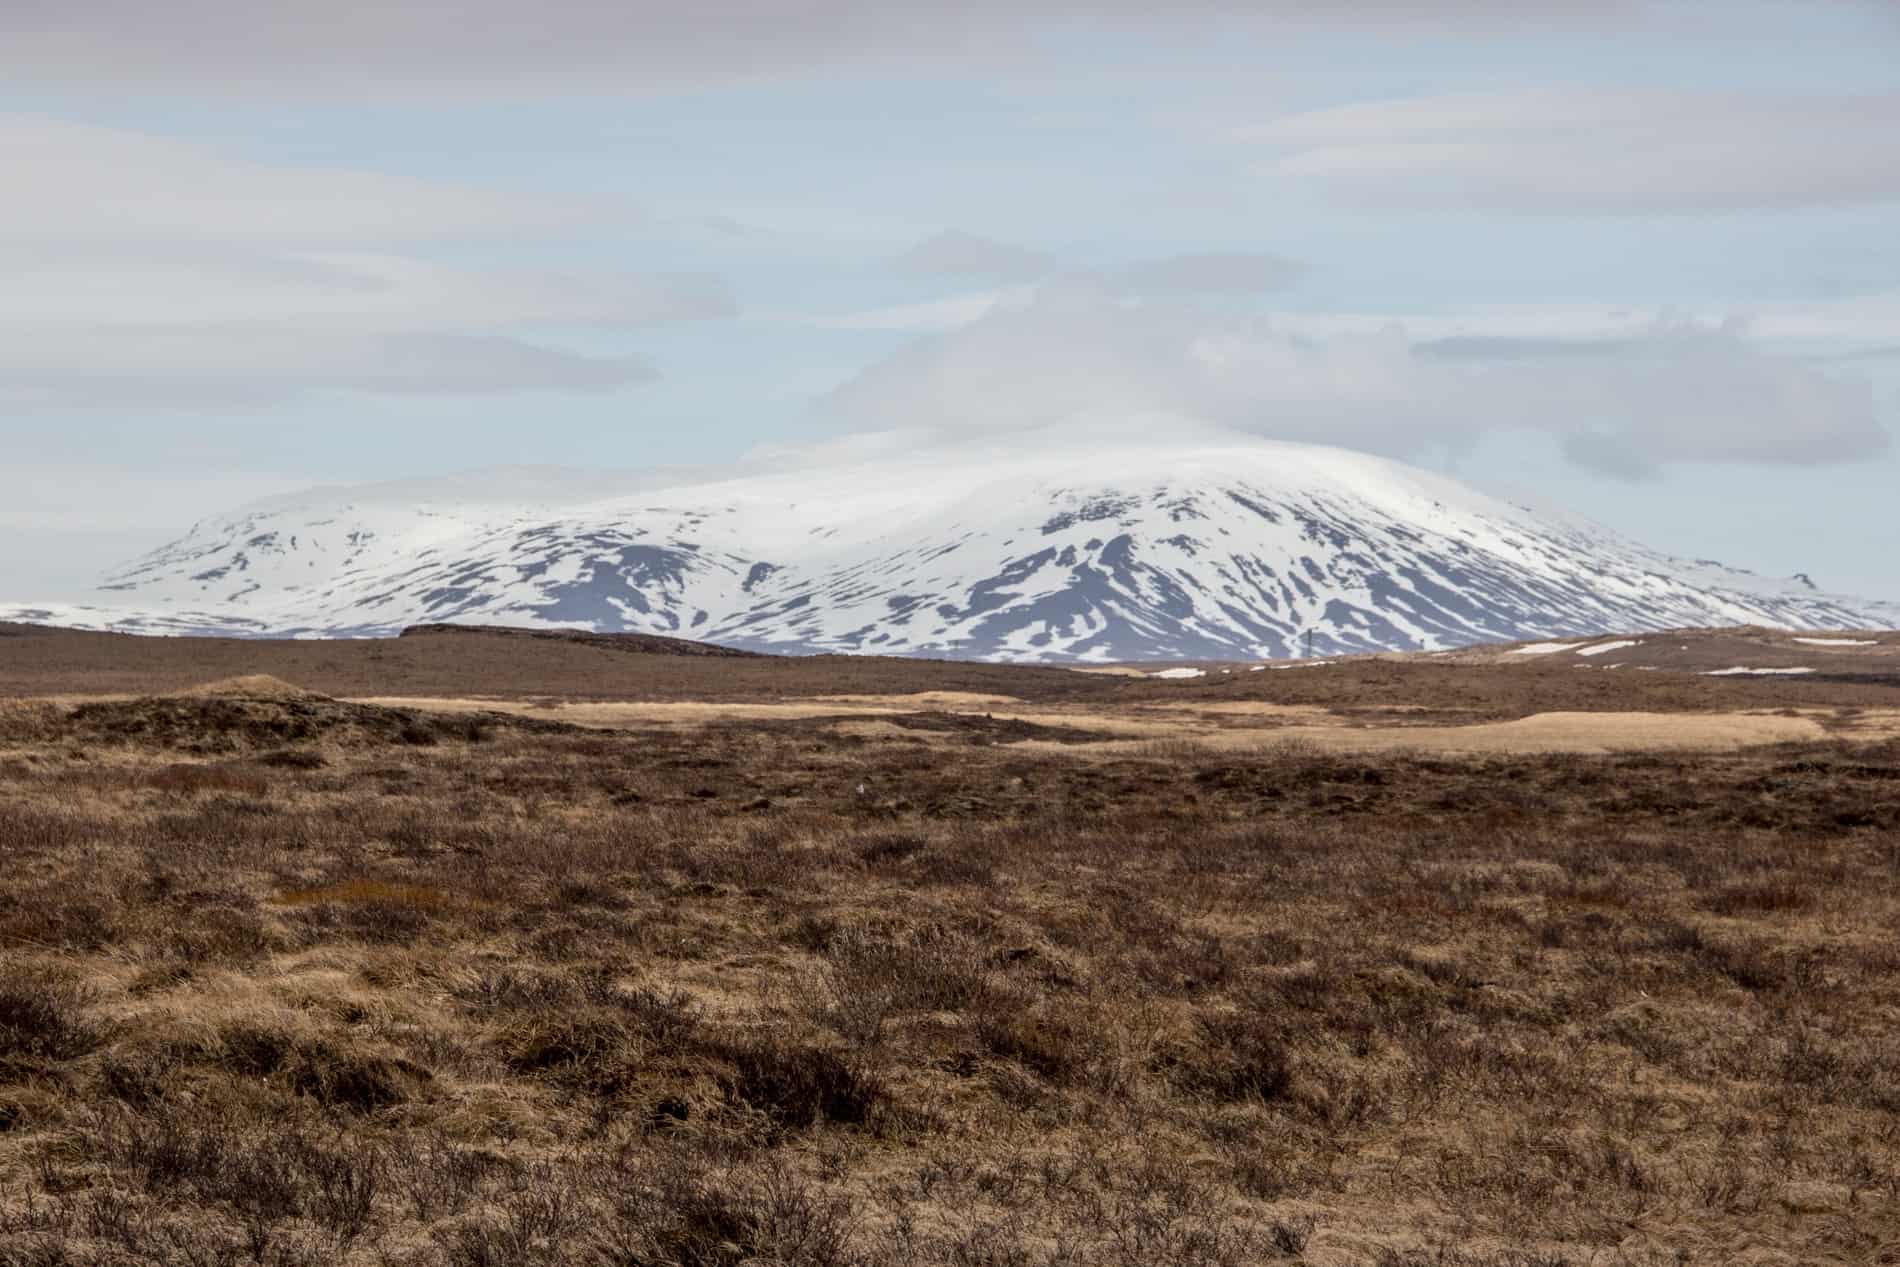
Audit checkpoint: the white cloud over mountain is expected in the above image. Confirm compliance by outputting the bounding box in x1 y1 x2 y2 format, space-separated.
821 282 1887 478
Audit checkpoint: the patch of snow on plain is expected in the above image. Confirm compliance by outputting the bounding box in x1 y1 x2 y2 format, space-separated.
1575 639 1638 657
1793 637 1877 646
1270 660 1336 670
1150 667 1206 680
1702 666 1816 676
1510 642 1584 656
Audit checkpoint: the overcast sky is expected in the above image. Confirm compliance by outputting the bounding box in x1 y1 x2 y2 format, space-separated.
6 0 1899 600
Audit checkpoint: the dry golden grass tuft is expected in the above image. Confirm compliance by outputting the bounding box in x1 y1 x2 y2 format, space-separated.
1 674 1898 1264
270 880 480 912
178 673 329 700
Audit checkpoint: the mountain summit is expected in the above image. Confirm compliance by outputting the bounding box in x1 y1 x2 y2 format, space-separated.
13 438 1893 659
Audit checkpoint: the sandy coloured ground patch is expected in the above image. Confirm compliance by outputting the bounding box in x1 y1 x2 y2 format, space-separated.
1402 709 1826 752
1128 700 1370 720
179 674 321 699
1016 709 1829 756
346 695 1843 755
811 691 1025 709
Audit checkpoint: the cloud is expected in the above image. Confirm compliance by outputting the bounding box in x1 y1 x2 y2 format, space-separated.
1416 335 1652 361
808 288 1031 333
1245 89 1900 212
0 247 732 332
0 3 1668 94
1272 296 1900 346
0 118 731 409
872 241 1302 322
1118 251 1303 296
819 281 1888 477
893 231 1057 282
0 332 655 411
0 116 605 243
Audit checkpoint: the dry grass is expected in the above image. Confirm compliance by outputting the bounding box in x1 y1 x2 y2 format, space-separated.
1026 707 1838 755
2 676 1899 1264
347 695 1862 757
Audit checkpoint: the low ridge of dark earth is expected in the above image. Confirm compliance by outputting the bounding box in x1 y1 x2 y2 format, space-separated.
2 621 1896 716
399 622 762 658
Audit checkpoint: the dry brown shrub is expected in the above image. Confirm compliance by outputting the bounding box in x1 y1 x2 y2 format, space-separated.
0 968 105 1066
971 996 1111 1090
582 1153 855 1267
143 762 270 797
499 1008 642 1096
213 1019 430 1112
1164 1011 1293 1104
714 1030 884 1136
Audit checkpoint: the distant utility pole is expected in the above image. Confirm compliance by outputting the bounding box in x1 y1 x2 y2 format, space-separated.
1303 629 1313 659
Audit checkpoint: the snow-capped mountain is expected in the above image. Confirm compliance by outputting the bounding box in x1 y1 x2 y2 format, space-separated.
8 435 1894 660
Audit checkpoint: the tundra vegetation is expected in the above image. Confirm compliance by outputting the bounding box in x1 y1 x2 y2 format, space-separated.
1 640 1897 1264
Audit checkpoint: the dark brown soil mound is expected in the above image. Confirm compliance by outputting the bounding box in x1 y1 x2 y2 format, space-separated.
400 623 761 657
51 689 579 754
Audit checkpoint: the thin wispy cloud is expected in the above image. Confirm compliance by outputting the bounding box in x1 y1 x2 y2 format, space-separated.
1246 89 1900 212
0 117 731 410
0 334 658 412
2 2 1668 92
1117 252 1304 296
0 116 604 241
893 231 1057 283
807 289 1032 334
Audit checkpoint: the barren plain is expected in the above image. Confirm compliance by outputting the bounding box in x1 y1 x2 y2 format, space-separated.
3 622 1899 1265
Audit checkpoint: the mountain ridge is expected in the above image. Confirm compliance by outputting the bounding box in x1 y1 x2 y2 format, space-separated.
8 436 1894 660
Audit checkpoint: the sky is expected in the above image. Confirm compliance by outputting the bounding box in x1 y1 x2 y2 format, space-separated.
5 0 1900 601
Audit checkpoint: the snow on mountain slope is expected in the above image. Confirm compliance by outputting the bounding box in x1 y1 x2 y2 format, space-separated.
9 435 1895 660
